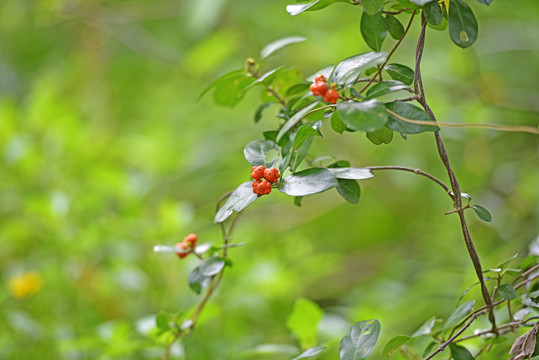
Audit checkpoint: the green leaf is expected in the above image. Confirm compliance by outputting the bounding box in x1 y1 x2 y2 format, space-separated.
412 317 436 337
422 342 436 358
337 100 388 132
289 125 319 171
331 110 349 134
449 343 475 360
287 83 312 98
214 74 256 108
244 139 280 167
198 69 246 100
294 196 303 207
277 101 320 142
498 284 517 301
336 179 360 204
286 0 350 16
278 168 338 196
424 1 443 26
328 167 374 180
381 336 410 359
476 0 493 6
458 277 495 305
385 14 405 40
384 63 414 85
286 298 324 349
214 182 259 223
292 346 327 360
247 67 282 89
385 102 439 134
442 300 474 331
498 253 519 272
155 312 170 331
188 266 212 294
200 257 226 276
472 204 492 222
260 37 307 59
294 122 322 150
333 52 387 87
410 0 436 4
340 319 381 360
255 102 274 123
448 0 478 48
360 10 388 52
366 127 394 145
307 64 335 82
362 0 385 15
365 80 409 100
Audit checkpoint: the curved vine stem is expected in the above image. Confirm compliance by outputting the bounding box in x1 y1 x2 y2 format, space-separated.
414 13 497 333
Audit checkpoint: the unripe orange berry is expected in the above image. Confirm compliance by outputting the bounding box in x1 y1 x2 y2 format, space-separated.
175 242 189 259
184 233 198 247
264 168 280 183
323 89 339 104
251 165 266 180
310 81 328 96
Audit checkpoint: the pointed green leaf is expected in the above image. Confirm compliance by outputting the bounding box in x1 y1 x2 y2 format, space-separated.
336 179 360 204
294 122 322 150
410 0 436 4
286 0 351 16
412 317 437 338
448 0 478 48
424 1 443 26
442 300 475 331
200 257 226 276
363 0 385 15
385 102 439 134
278 168 338 196
155 312 170 330
199 69 247 100
498 284 517 301
365 80 409 100
328 167 374 180
472 204 492 222
360 10 388 52
449 343 475 360
188 266 212 294
340 319 381 360
214 182 259 223
385 14 405 40
331 110 349 134
277 101 320 142
366 126 394 145
337 100 388 132
255 102 275 123
381 336 410 359
247 67 282 89
286 298 324 349
498 253 519 272
384 63 414 85
292 346 327 360
261 37 307 59
333 52 387 87
476 0 493 5
244 139 280 167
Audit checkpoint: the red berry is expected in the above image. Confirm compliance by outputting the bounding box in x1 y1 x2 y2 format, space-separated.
310 81 328 96
314 74 327 83
258 179 272 195
184 233 198 247
175 242 189 259
252 179 263 195
251 165 265 180
264 167 280 183
323 89 339 104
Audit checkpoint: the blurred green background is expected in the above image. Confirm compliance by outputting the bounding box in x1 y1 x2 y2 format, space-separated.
0 1 537 359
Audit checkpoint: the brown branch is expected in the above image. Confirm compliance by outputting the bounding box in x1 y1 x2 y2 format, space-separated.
365 165 453 198
414 13 496 332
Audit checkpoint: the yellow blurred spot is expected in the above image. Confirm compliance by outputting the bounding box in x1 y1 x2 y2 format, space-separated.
8 272 43 299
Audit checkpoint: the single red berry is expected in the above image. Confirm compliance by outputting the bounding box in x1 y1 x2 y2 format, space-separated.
314 74 327 83
323 89 339 104
263 167 280 183
258 179 272 195
175 242 189 259
251 165 265 180
310 81 328 96
252 179 263 195
184 233 198 247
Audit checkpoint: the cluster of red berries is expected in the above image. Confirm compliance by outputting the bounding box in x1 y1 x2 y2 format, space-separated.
175 233 198 259
251 165 280 195
310 74 339 104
